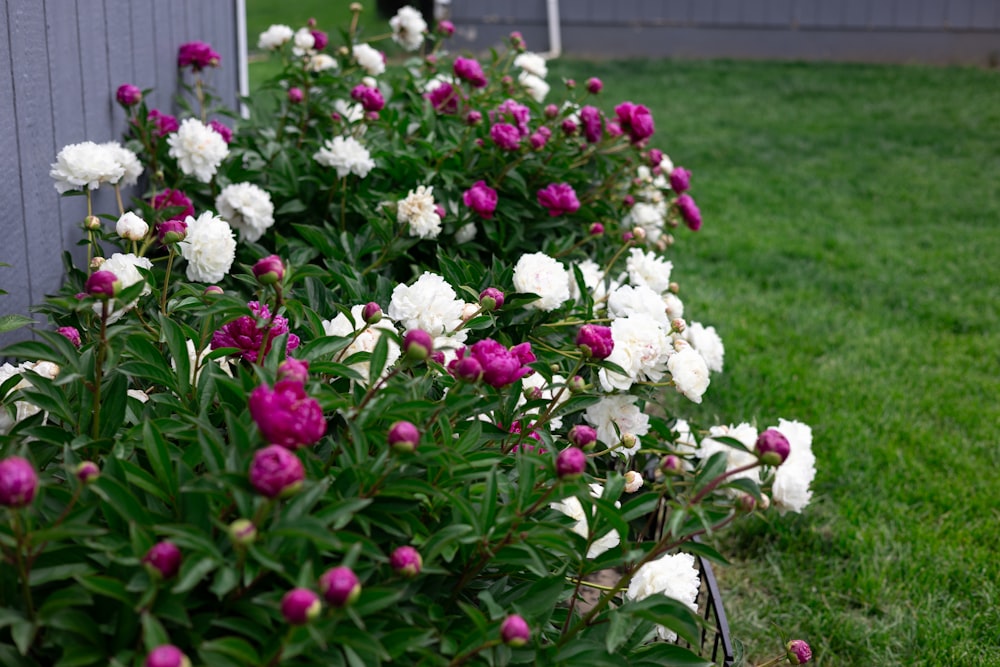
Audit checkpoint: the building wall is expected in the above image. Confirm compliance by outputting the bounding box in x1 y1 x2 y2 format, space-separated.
448 0 1000 64
0 0 241 348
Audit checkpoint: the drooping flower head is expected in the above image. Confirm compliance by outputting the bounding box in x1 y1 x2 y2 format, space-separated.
211 301 300 363
177 41 221 70
249 380 326 449
675 193 702 231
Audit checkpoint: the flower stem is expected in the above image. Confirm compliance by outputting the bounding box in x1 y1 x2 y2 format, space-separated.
160 247 175 315
11 513 36 622
91 300 109 439
114 184 125 216
448 639 500 666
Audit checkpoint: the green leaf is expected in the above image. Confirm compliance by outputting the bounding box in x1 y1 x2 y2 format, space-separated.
616 595 702 647
10 618 34 655
75 575 133 606
693 452 729 492
56 645 105 667
172 555 219 594
0 314 34 333
681 540 730 566
143 421 179 501
630 643 714 667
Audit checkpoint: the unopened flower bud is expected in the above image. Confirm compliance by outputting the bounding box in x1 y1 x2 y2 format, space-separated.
567 424 598 450
671 318 686 334
249 445 305 498
619 433 637 450
390 545 423 577
631 226 646 240
402 329 433 360
588 222 604 236
85 270 121 298
0 456 38 508
281 588 322 625
786 640 813 665
89 257 105 270
350 2 363 11
75 460 100 484
661 454 682 474
565 78 576 89
668 281 679 294
58 326 82 348
755 428 791 466
288 87 304 104
145 645 191 667
277 358 310 384
556 447 586 479
116 83 143 107
622 231 634 243
479 287 504 311
466 110 483 125
203 285 224 296
586 77 603 94
319 566 361 607
157 219 187 244
437 20 455 36
576 324 614 360
669 166 692 193
623 470 644 493
116 211 149 241
452 356 483 383
500 614 530 646
561 119 578 136
544 104 558 118
253 254 285 285
360 302 382 324
84 215 101 230
758 493 771 511
143 540 182 579
622 194 635 208
388 420 420 454
737 493 757 513
228 518 257 545
567 375 587 393
509 31 526 50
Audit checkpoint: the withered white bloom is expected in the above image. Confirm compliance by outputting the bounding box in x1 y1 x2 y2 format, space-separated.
50 141 124 193
397 185 442 239
770 419 816 514
388 272 468 351
518 71 550 103
308 54 338 72
167 119 229 183
513 252 570 312
599 312 672 392
608 284 671 330
683 321 724 374
513 52 548 78
258 24 294 50
624 470 644 493
102 142 143 187
550 483 621 558
625 553 700 641
454 222 476 244
215 182 275 243
98 252 153 323
695 422 760 486
390 5 427 51
353 43 385 76
178 212 236 283
313 135 375 178
667 339 709 403
322 305 401 381
292 27 316 56
0 361 60 434
115 211 148 242
584 394 650 459
626 248 673 294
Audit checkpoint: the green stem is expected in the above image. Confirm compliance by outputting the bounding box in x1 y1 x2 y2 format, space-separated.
11 513 35 622
448 639 501 667
91 300 109 439
160 247 175 315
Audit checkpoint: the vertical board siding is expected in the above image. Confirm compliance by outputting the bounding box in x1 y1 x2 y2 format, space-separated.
0 0 240 348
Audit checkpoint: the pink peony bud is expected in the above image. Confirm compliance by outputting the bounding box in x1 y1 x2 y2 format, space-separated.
388 421 420 454
203 285 224 296
755 428 791 466
402 329 434 360
277 358 310 384
116 83 142 107
509 31 526 50
288 87 304 104
576 324 614 360
567 375 587 393
281 587 322 625
479 287 505 311
249 445 305 498
453 57 487 88
661 454 683 474
500 614 530 646
145 645 191 667
319 566 361 607
452 356 483 383
669 166 691 193
588 222 604 236
544 104 558 118
390 545 423 577
561 118 578 136
361 302 383 324
143 540 182 579
57 326 82 348
249 381 326 449
786 640 813 664
85 270 121 298
623 194 635 208
74 460 100 484
556 447 586 479
157 219 187 244
437 19 455 36
648 148 664 167
0 457 38 508
567 424 597 450
465 110 483 126
586 77 603 94
228 518 257 546
310 29 328 50
252 255 285 285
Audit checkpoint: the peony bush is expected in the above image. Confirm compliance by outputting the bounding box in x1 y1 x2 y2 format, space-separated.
0 7 815 666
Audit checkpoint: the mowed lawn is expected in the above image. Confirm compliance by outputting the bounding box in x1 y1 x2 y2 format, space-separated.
243 6 1000 662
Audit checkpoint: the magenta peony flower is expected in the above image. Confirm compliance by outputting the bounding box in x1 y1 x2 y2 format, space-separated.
463 181 498 219
252 255 285 285
529 128 550 150
614 101 655 144
390 545 423 577
281 588 322 625
249 380 325 449
249 444 305 498
490 123 521 151
208 119 233 143
586 77 603 94
177 41 220 70
143 540 182 579
648 148 664 167
465 109 483 125
576 324 614 359
501 614 530 646
568 424 598 450
116 83 142 107
675 193 702 231
426 82 460 114
449 339 534 389
755 428 791 466
580 105 603 144
669 166 691 193
319 566 361 607
350 84 385 112
0 457 38 508
85 270 121 298
152 188 194 221
145 645 191 667
453 57 487 88
147 109 179 136
561 118 578 136
556 447 586 479
211 301 300 363
537 183 580 217
310 30 328 51
57 326 81 348
492 98 531 136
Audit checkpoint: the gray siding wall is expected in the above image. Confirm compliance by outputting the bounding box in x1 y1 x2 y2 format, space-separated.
0 0 240 348
449 0 1000 63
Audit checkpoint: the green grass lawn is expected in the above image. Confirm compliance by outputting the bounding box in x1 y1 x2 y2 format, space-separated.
545 58 1000 666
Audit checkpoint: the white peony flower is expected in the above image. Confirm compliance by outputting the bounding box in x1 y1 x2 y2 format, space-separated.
322 305 401 382
625 201 666 242
568 259 608 303
584 394 650 459
258 24 294 50
518 71 550 103
308 54 338 72
659 154 675 175
333 99 366 124
173 340 233 385
626 248 673 294
215 182 275 243
178 212 236 283
313 135 375 178
353 43 385 76
390 5 427 51
397 185 442 239
695 423 760 487
608 284 671 329
167 119 229 183
624 470 644 493
667 340 709 403
388 272 468 351
115 211 149 241
684 321 724 374
454 222 476 244
770 419 816 514
98 252 153 323
292 27 316 56
550 483 621 558
102 142 143 187
599 313 672 392
514 52 548 78
50 141 124 193
513 252 570 312
0 361 60 434
625 553 701 641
